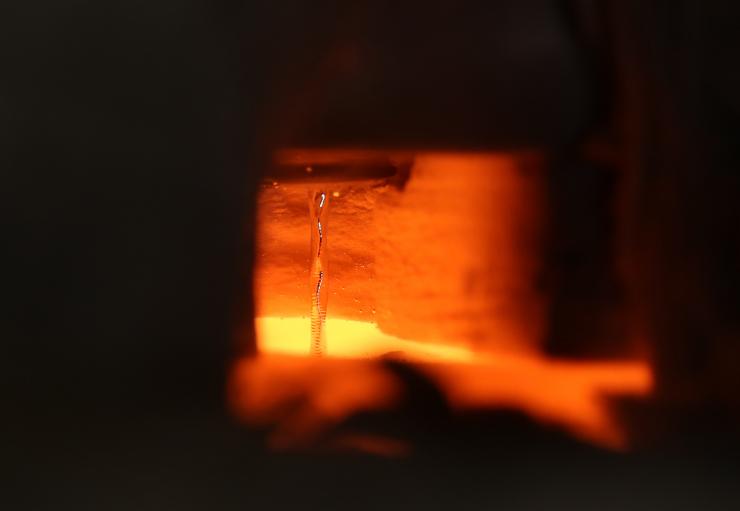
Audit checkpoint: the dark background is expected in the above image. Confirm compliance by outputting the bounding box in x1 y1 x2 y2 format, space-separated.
4 0 740 509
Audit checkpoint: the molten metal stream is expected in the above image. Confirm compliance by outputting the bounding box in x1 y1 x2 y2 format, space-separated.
309 190 330 355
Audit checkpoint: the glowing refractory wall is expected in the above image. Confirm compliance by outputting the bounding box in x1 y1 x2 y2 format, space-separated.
255 152 547 355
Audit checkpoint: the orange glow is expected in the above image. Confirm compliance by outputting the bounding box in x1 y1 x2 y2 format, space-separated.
255 316 476 362
234 316 652 451
239 150 654 454
421 356 650 449
255 151 547 354
231 354 401 450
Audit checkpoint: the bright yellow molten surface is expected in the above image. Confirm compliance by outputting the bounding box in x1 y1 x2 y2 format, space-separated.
255 316 476 362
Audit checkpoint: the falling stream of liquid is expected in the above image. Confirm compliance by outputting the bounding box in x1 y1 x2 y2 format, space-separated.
309 190 330 355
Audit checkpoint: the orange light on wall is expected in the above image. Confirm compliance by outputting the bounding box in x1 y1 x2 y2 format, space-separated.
232 150 653 454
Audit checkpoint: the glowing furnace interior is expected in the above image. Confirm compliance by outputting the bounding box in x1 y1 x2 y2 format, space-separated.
233 149 652 453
